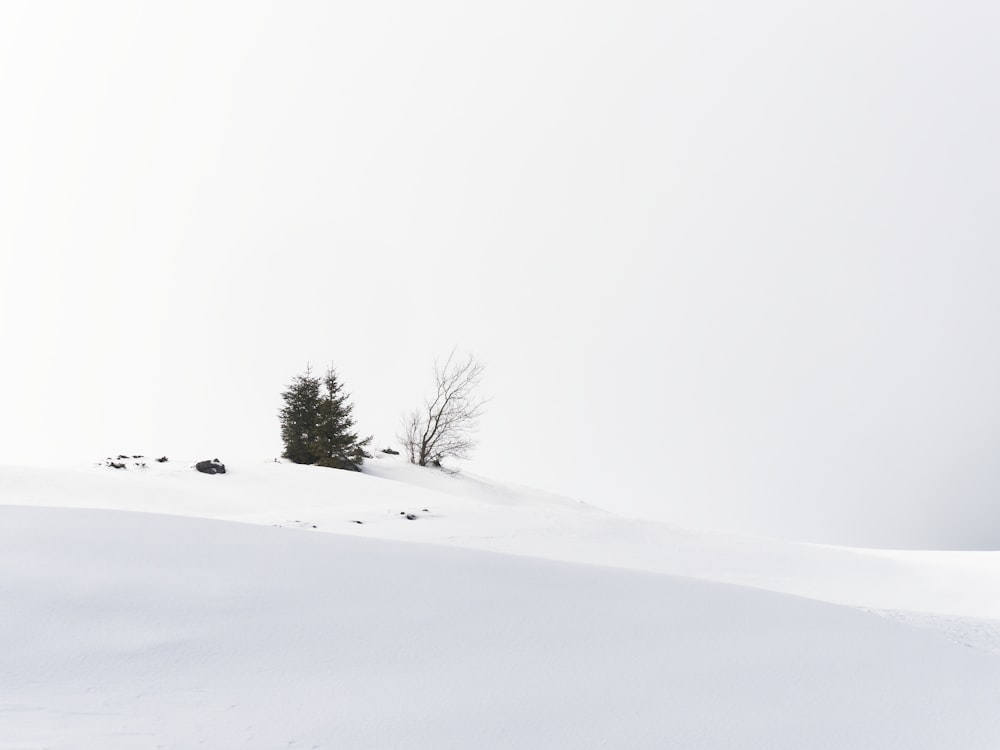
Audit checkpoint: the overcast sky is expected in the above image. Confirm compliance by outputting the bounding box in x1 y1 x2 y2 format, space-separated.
2 1 999 548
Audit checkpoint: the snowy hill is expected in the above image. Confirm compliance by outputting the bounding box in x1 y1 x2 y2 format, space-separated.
3 457 1000 748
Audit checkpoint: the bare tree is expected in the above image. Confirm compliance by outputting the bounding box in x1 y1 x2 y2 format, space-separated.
400 352 487 468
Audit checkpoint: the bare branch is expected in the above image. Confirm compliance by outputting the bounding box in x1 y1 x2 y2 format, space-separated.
398 352 487 468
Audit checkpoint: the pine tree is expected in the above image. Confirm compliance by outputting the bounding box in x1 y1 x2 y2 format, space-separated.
279 367 323 464
279 366 372 470
310 367 372 470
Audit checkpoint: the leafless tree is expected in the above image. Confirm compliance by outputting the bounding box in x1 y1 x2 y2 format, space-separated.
400 352 487 468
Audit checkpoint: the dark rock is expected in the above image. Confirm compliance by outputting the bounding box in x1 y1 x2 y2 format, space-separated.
132 455 144 459
381 447 400 455
107 461 126 469
117 454 129 460
155 456 168 463
351 520 364 525
195 459 226 475
405 513 417 520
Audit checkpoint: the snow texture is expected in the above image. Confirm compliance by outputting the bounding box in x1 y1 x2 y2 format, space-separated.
2 457 1000 748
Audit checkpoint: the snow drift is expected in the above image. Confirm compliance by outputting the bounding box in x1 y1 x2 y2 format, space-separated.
2 457 1000 748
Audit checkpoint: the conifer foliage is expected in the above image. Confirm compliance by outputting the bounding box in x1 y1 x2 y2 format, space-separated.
278 367 322 465
279 366 372 470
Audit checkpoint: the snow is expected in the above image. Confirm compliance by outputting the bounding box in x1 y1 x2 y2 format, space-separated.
3 456 1000 747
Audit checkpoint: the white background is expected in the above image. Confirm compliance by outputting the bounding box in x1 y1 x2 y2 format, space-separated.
2 1 998 548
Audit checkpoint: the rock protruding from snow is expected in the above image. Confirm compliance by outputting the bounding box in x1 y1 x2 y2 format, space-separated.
195 459 226 475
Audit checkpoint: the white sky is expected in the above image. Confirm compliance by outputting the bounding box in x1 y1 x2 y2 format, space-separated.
2 1 999 548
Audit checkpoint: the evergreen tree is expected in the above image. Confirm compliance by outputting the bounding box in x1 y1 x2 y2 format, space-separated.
311 367 372 470
279 365 372 470
279 367 323 464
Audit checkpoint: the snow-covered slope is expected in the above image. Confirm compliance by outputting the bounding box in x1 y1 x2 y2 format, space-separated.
5 456 1000 619
3 457 1000 748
